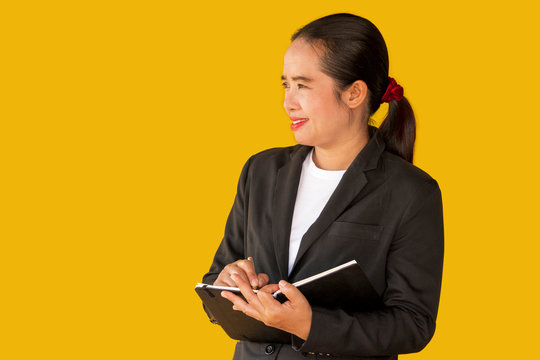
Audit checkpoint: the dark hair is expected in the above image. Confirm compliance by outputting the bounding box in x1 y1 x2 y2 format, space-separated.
291 13 416 163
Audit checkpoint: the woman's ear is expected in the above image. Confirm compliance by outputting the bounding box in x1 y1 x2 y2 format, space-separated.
342 80 368 110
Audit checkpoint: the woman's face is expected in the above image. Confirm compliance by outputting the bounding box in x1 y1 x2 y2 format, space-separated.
282 38 363 149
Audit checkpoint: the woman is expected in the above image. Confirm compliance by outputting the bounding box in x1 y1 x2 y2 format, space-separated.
202 13 444 360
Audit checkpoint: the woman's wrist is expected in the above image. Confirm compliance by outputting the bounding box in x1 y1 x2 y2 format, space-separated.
294 307 312 340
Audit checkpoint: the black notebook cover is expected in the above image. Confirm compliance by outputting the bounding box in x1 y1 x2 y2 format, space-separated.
196 260 381 343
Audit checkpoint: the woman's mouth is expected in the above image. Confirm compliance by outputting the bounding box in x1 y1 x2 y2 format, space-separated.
290 118 309 130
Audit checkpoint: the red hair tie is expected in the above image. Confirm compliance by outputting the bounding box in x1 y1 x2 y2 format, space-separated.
381 77 404 103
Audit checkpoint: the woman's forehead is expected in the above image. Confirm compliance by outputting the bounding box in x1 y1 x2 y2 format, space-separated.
284 39 320 62
283 39 324 79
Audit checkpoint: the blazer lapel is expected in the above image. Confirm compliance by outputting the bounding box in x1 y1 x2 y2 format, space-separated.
290 126 386 274
272 145 312 280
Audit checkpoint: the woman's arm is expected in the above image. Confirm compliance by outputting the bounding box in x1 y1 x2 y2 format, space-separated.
292 179 444 356
202 157 253 286
202 156 270 290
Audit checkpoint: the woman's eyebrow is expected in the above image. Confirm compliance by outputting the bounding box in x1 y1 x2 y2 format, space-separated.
280 75 314 83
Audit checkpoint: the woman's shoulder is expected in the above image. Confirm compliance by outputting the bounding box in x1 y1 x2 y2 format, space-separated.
237 144 309 181
380 150 441 196
250 144 305 159
246 144 307 166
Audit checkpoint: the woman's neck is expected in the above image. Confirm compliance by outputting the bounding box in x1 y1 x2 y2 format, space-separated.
311 129 370 171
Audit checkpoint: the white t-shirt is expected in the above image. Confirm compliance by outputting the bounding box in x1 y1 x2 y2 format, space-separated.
288 149 346 274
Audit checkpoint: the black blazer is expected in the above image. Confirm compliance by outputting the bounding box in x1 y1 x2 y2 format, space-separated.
202 126 444 360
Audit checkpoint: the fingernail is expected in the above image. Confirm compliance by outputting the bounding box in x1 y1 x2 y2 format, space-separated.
221 291 226 297
279 280 286 288
251 279 258 287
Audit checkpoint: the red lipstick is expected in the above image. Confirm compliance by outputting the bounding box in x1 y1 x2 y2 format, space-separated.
290 117 309 131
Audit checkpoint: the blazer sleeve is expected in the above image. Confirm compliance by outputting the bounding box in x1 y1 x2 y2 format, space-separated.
202 156 253 286
292 179 444 357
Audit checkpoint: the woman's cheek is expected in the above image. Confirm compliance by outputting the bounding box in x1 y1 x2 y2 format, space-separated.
310 97 324 111
301 96 323 114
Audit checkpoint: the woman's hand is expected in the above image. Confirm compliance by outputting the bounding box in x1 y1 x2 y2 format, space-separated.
213 259 269 289
221 273 312 340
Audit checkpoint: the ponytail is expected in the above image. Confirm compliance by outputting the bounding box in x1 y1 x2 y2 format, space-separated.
378 96 416 163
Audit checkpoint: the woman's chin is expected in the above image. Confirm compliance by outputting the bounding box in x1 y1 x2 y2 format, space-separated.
294 137 314 147
292 132 314 146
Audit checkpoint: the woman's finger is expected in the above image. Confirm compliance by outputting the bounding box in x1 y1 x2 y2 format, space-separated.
257 273 270 288
231 274 259 303
257 289 280 310
277 280 307 305
214 263 249 287
235 260 259 289
231 273 268 315
227 264 251 284
213 275 237 287
259 283 280 294
221 291 253 315
222 281 266 322
222 291 262 321
213 260 268 290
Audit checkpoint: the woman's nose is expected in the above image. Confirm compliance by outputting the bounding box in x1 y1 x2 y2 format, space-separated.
283 90 299 112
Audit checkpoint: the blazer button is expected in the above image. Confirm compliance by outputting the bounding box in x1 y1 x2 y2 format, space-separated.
264 344 275 355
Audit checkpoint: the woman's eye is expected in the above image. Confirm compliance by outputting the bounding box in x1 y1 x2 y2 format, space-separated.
281 82 307 89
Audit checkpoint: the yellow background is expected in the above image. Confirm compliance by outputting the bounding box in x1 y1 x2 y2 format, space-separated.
2 1 539 359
